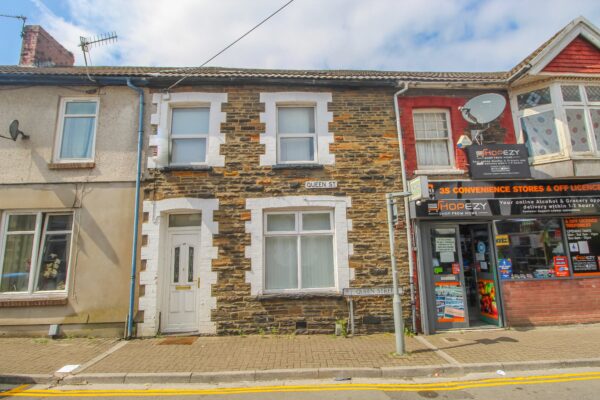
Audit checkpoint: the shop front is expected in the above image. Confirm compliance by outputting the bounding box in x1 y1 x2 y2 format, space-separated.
412 180 600 334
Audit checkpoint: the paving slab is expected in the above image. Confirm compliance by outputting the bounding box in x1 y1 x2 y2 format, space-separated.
84 334 444 373
0 338 118 375
424 325 600 364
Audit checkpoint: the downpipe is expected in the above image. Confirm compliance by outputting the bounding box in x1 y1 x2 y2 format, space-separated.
125 78 145 339
392 82 418 334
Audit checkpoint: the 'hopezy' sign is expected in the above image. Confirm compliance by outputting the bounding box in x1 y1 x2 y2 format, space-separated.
467 144 530 179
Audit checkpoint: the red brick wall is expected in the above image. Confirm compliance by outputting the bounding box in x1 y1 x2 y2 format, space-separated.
19 25 74 67
502 278 600 326
543 35 600 74
398 95 515 178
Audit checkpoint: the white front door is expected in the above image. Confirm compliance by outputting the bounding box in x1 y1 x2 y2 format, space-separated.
163 232 200 333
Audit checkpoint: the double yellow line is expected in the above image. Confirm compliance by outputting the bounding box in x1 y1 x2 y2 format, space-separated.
4 371 600 397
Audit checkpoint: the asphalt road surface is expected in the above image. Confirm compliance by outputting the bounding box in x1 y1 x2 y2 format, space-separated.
2 368 600 399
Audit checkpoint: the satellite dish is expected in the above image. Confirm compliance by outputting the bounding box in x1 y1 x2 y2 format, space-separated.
3 120 29 141
460 93 506 124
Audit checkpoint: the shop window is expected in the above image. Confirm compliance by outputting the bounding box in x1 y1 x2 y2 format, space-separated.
264 211 334 290
169 107 209 165
0 212 73 294
412 110 454 169
55 98 99 162
513 83 600 159
494 218 568 279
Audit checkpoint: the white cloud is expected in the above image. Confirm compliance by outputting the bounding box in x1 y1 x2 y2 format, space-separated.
31 0 600 72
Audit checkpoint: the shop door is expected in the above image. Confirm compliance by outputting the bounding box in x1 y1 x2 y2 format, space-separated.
163 232 200 333
461 224 502 327
427 225 469 330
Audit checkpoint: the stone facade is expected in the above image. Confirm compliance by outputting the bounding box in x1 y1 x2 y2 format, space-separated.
139 84 410 335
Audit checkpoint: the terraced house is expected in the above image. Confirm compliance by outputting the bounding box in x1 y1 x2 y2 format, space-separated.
0 26 149 336
2 17 599 338
137 71 411 336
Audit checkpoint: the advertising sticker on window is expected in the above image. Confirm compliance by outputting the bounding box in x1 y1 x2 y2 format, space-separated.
498 258 512 279
564 217 600 276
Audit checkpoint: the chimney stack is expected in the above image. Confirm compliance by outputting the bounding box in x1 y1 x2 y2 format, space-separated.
19 25 74 67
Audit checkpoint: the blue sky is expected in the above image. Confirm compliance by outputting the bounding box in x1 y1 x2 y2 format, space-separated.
1 0 599 71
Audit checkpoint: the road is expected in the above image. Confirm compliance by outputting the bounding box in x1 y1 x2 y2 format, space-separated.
2 369 600 399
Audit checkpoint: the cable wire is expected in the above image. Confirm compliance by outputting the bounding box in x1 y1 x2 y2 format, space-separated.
165 0 295 91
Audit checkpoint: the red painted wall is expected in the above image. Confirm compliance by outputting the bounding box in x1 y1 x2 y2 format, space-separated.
398 95 516 178
502 278 600 326
543 35 600 74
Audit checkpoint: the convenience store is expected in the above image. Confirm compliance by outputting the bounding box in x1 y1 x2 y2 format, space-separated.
411 180 600 334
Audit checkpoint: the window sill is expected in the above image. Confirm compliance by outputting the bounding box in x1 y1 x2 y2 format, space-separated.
160 165 213 172
414 169 465 175
272 164 324 170
48 162 95 170
257 291 342 300
0 296 68 308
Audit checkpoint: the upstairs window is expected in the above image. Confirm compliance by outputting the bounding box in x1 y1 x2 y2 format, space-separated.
514 84 600 159
412 110 453 169
169 107 210 165
56 99 98 161
277 106 316 163
0 212 73 294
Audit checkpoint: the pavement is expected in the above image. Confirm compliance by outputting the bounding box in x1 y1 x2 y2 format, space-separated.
2 324 600 385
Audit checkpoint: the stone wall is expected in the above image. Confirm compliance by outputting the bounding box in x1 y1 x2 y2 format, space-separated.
141 84 410 335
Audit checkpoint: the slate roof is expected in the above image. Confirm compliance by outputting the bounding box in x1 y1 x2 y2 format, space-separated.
0 65 508 83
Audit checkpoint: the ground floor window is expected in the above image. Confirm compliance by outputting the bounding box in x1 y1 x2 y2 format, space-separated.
494 216 600 280
0 212 73 294
264 210 335 291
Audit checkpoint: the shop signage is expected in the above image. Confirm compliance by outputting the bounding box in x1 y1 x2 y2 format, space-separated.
305 180 337 189
343 287 402 297
412 180 600 218
467 144 531 179
495 234 509 246
564 217 600 275
409 176 430 201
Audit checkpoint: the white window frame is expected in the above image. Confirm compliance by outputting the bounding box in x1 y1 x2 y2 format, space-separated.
149 92 227 169
276 104 318 164
168 105 210 166
263 210 335 292
245 196 352 296
0 211 74 298
54 97 99 163
511 82 600 163
412 109 455 170
259 92 334 166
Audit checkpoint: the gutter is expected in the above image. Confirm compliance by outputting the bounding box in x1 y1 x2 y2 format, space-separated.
392 82 418 333
125 78 145 339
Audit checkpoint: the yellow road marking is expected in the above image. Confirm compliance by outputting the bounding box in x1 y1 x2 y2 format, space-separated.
4 371 600 397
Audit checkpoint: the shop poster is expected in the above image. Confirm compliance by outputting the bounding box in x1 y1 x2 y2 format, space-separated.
553 256 570 277
435 282 465 323
498 258 512 279
565 217 600 276
477 279 498 322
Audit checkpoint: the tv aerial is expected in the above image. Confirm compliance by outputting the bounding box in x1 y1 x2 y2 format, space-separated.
78 32 118 82
0 120 29 141
458 93 506 146
0 14 27 37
